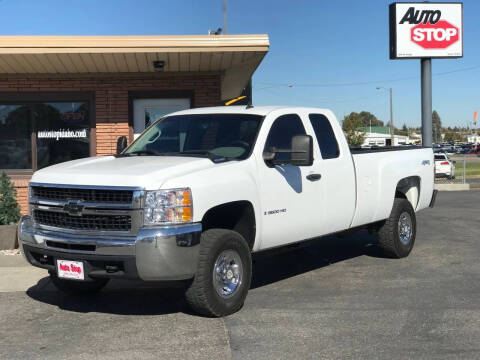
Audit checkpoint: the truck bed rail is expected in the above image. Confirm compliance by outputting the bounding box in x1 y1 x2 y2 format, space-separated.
350 145 425 154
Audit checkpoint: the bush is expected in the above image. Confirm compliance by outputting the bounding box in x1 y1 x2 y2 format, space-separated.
342 115 365 147
0 172 21 225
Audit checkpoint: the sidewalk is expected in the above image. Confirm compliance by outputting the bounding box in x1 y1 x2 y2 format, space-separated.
0 253 48 292
0 253 183 293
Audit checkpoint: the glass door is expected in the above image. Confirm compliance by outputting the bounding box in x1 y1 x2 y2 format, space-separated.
133 98 190 139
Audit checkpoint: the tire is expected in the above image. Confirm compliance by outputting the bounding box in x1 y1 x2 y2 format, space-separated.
185 229 252 317
49 272 109 294
377 198 416 258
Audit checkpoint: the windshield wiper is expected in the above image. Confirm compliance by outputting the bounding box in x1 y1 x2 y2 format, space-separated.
179 150 213 156
117 149 162 157
179 150 234 163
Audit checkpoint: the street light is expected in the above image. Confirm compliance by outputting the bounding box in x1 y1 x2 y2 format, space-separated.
376 86 394 146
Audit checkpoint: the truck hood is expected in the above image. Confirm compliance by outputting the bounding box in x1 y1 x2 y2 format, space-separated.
31 155 214 189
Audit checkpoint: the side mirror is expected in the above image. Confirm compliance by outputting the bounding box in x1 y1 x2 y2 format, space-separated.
116 136 128 154
262 135 314 167
290 135 314 166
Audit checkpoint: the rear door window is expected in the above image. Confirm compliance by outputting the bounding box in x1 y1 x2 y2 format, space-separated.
308 114 340 159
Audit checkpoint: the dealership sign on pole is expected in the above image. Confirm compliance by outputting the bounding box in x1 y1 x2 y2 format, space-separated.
390 2 463 59
389 2 463 147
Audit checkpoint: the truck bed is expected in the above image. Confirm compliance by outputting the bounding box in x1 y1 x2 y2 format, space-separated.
349 147 434 228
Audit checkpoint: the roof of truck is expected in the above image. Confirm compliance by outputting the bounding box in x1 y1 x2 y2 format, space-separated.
169 105 332 117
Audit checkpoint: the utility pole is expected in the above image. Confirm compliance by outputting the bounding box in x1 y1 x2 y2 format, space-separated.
223 0 227 35
376 86 394 146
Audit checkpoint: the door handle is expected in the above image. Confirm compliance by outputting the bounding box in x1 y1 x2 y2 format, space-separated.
306 173 321 181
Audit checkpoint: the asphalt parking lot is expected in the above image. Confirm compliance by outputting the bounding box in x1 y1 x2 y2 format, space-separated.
0 191 479 360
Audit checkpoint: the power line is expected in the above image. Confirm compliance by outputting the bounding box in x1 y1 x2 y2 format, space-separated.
254 64 480 89
259 84 385 106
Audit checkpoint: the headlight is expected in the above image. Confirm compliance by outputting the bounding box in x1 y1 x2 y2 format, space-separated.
143 188 192 225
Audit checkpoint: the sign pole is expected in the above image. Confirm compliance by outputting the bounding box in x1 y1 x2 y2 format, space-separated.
421 58 432 147
389 87 394 145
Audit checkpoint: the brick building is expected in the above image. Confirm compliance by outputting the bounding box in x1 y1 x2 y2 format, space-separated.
0 35 269 214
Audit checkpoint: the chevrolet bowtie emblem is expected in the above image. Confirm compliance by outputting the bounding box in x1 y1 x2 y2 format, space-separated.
64 200 84 216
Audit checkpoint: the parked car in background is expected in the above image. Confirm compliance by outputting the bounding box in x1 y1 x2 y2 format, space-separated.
434 153 455 179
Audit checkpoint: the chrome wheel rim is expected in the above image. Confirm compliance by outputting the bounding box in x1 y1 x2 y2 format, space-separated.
213 250 243 298
398 212 413 245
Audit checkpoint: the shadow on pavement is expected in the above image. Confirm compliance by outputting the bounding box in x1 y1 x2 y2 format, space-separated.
26 279 188 316
251 230 381 289
26 230 381 315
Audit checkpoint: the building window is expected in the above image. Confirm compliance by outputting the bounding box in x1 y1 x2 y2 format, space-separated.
36 102 90 169
0 105 32 169
0 100 91 171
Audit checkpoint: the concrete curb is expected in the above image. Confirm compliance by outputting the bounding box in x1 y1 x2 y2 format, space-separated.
434 183 470 191
469 182 480 189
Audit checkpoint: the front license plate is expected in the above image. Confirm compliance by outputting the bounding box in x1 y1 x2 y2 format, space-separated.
57 260 85 280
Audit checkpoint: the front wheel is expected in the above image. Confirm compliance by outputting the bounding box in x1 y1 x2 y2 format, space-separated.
49 272 109 294
185 229 252 317
377 198 416 258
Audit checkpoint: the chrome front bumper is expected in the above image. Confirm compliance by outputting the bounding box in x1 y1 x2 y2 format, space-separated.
18 215 201 281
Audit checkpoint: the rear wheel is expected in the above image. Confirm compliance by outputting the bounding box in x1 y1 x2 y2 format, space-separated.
49 272 109 294
185 229 252 317
377 198 416 258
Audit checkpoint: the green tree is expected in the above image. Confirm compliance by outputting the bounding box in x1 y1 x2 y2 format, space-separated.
444 131 455 142
343 111 384 129
432 110 442 143
342 115 365 147
394 123 409 136
0 172 20 225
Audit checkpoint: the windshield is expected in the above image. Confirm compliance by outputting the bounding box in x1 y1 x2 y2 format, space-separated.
124 113 263 160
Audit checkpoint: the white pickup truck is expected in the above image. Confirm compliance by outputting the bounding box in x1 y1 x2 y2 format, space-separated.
19 106 436 316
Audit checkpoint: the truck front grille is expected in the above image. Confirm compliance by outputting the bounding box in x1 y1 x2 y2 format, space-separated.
31 186 133 204
33 210 132 231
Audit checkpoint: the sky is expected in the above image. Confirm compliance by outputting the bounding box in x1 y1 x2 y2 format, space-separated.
0 0 477 128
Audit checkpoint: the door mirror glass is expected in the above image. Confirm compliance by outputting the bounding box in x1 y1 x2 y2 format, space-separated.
116 136 128 154
290 135 314 166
